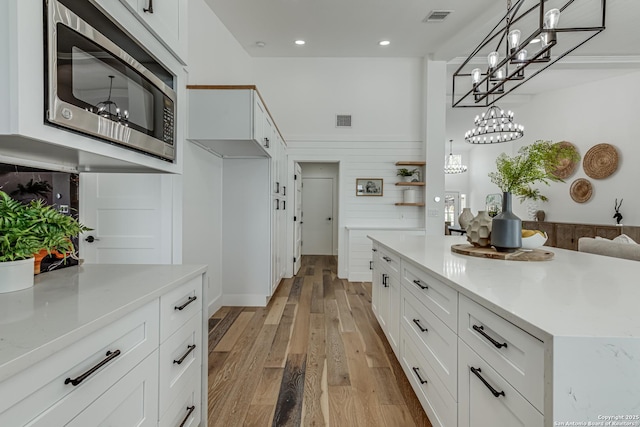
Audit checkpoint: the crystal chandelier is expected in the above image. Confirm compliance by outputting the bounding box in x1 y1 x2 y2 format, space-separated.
95 75 129 124
451 0 606 108
465 105 524 144
444 140 468 174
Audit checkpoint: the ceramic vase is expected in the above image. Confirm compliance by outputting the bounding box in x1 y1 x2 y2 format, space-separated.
403 189 417 204
491 192 522 252
458 208 474 230
526 200 539 220
466 211 492 247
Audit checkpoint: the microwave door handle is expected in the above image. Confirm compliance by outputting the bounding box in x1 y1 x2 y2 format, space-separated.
143 0 154 13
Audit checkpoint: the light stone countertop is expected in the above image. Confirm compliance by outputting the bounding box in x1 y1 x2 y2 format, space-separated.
0 264 207 382
368 233 640 340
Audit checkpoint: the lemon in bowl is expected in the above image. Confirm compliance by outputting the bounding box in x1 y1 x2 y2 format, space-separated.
521 229 548 250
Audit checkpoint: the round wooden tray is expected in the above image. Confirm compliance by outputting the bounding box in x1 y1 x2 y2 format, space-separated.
451 244 554 261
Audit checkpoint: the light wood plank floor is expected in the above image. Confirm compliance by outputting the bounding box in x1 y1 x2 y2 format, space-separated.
207 255 433 427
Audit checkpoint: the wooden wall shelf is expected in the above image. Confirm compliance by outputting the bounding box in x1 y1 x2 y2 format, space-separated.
395 203 425 206
395 161 426 166
395 182 425 186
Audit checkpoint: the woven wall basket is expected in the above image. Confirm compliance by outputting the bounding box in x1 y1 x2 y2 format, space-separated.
570 178 593 203
550 141 579 179
583 143 618 179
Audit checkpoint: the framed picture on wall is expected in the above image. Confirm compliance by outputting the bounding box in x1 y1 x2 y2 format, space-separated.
356 178 383 196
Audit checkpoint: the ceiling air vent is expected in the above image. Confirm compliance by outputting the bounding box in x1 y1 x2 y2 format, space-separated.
336 114 352 128
422 10 453 23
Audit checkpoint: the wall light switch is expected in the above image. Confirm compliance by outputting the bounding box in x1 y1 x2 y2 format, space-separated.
428 208 439 217
59 205 69 214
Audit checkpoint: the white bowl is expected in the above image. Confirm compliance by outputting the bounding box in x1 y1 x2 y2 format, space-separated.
521 231 548 250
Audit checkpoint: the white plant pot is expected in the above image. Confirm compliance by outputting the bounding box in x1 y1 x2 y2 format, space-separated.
0 258 35 294
403 189 417 204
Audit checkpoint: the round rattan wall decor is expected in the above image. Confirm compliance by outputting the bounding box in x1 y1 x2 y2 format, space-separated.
583 143 618 179
570 178 593 203
550 141 579 179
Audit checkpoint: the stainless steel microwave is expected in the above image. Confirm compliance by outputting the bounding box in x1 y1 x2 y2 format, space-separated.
46 0 176 162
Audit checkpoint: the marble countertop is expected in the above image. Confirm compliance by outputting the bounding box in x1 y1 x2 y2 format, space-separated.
368 233 640 340
0 264 207 382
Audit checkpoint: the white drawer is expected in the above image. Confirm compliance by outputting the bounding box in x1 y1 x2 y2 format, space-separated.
377 246 401 276
66 350 159 427
0 300 159 426
159 310 202 412
401 290 457 399
458 294 544 412
400 330 457 427
159 369 202 427
402 260 458 331
458 340 543 427
160 276 202 342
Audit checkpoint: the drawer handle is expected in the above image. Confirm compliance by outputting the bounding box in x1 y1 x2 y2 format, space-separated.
412 318 428 333
473 325 507 349
413 279 428 290
179 405 196 427
175 295 197 311
412 367 428 385
382 273 389 288
143 0 153 13
382 256 392 262
174 344 197 365
64 350 121 386
470 367 505 398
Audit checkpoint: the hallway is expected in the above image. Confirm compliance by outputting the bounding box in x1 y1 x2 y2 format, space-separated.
207 255 431 426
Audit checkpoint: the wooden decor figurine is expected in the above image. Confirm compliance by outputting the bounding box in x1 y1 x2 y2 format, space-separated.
614 198 623 225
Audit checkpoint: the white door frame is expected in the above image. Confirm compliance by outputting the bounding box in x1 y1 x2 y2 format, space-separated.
285 155 345 278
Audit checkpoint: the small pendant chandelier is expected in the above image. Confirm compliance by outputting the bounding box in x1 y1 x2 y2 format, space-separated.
444 139 468 174
464 105 524 144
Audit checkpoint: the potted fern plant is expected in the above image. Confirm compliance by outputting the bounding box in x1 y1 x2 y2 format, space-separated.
0 190 91 293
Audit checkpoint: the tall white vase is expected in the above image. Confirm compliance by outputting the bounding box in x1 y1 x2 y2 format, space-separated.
0 258 35 293
458 208 474 229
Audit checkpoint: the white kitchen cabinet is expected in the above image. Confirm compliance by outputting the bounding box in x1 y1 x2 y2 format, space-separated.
373 246 401 355
0 264 208 427
118 0 188 64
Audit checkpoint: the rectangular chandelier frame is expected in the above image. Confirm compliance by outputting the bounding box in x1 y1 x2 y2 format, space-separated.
452 0 606 108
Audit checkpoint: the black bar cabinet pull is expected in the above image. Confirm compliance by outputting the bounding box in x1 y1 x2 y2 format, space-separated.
472 325 508 349
264 137 270 148
282 186 286 196
382 273 389 287
470 367 505 398
179 406 196 427
64 350 121 386
412 367 428 384
173 344 197 365
275 182 280 193
413 279 428 290
143 0 153 13
175 296 197 311
412 318 428 333
372 248 378 252
369 261 373 270
382 256 392 262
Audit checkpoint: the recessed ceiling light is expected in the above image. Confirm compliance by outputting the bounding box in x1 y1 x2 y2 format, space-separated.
256 41 266 48
379 40 391 46
294 40 306 45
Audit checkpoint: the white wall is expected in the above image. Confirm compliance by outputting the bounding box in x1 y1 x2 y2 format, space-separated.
187 0 253 84
181 142 223 316
453 70 640 226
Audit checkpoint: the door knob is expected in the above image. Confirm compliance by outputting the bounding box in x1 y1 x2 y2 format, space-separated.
327 217 332 221
84 235 100 243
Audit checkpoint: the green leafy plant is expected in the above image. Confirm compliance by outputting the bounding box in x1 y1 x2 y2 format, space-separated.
0 190 91 262
488 140 580 200
396 168 418 177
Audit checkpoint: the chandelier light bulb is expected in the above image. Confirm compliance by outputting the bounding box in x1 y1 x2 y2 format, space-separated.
544 8 560 29
517 49 528 62
471 68 482 84
487 51 499 68
508 29 521 50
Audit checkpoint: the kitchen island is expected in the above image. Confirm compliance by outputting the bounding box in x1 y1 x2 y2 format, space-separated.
369 233 640 427
0 263 208 427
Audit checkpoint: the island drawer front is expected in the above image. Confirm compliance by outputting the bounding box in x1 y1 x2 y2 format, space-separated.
458 340 543 427
400 330 457 427
0 300 159 426
377 245 401 276
458 295 544 412
402 261 458 331
159 369 201 427
160 275 203 342
401 289 457 399
159 310 202 412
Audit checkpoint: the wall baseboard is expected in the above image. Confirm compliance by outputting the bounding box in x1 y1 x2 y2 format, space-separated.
222 293 269 307
208 292 223 318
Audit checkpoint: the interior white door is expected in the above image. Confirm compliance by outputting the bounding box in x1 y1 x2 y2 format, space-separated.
293 163 302 274
301 177 333 255
79 173 172 264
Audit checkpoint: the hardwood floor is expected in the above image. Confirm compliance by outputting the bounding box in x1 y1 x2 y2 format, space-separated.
207 255 432 427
